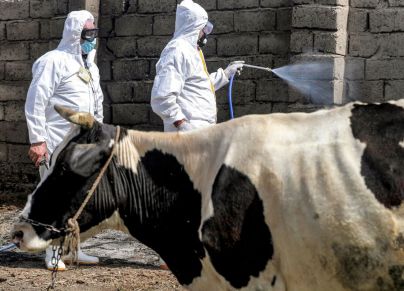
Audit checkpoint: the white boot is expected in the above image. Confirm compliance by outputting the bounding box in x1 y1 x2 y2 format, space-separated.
45 246 66 271
62 245 99 265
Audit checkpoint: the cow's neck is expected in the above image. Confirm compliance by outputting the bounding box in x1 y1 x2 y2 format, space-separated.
102 131 216 285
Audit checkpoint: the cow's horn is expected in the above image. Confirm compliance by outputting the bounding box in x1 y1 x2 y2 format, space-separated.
54 105 95 129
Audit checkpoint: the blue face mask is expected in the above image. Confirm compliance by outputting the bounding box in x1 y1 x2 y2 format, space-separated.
81 39 96 54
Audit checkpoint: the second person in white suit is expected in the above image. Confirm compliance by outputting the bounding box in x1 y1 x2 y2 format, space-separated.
151 0 244 132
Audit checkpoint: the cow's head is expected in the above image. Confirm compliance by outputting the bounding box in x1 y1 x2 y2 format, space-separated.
13 105 118 252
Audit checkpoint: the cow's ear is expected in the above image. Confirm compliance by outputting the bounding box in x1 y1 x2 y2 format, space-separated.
67 143 111 177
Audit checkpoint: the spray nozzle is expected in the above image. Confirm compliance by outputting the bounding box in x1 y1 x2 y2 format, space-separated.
243 64 272 73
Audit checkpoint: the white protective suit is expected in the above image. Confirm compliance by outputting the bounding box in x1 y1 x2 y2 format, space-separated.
25 10 103 154
151 0 229 132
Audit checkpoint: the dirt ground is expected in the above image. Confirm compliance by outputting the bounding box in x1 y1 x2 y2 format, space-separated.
0 196 184 291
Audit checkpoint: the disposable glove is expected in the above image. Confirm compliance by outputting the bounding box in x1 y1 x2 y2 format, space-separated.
28 141 48 168
224 61 245 79
178 121 194 132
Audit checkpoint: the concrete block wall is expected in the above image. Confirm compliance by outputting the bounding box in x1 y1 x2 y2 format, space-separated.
3 0 404 195
347 1 404 102
0 0 86 194
290 0 349 105
98 0 293 129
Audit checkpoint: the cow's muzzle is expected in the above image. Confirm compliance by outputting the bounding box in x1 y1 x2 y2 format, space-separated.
12 230 23 243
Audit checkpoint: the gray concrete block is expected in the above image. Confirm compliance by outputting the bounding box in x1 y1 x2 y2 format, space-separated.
345 80 384 103
348 8 368 32
380 33 404 57
317 0 349 5
30 0 55 18
153 14 175 36
289 55 345 81
98 61 111 81
314 31 347 55
261 0 292 7
49 18 65 39
100 0 123 16
98 16 113 38
4 101 25 121
55 0 68 15
0 42 29 61
233 103 273 118
30 42 50 60
217 0 259 9
106 82 133 103
7 144 31 164
5 61 32 81
112 59 150 81
385 80 404 101
259 32 290 55
370 9 404 32
7 21 40 40
0 143 6 162
344 58 365 80
216 80 255 105
0 121 5 141
0 62 4 80
256 79 289 102
293 6 348 30
0 21 5 40
277 8 292 31
208 11 234 34
195 0 216 10
149 107 162 126
217 35 258 56
0 0 29 20
349 33 380 58
137 36 170 57
234 10 275 32
290 30 313 53
138 0 176 13
133 81 153 103
366 59 404 80
201 37 217 57
351 0 379 8
0 82 28 101
115 15 153 36
4 121 29 143
97 39 115 61
112 103 149 125
107 37 137 58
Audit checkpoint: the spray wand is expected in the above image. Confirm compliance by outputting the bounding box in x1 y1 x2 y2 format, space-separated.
228 64 272 119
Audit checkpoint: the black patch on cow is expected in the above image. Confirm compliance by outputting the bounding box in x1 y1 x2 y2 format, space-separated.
271 275 277 287
114 150 205 285
350 103 404 208
389 265 404 290
202 165 273 288
332 243 383 289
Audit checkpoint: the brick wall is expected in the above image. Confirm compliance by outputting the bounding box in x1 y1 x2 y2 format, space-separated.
98 0 293 129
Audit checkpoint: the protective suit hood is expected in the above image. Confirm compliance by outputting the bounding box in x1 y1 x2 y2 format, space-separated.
57 10 94 55
173 0 208 46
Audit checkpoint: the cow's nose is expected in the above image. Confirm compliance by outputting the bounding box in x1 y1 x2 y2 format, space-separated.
12 230 24 241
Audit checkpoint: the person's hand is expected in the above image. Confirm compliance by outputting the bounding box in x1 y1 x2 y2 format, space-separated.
28 142 48 168
178 121 193 132
224 61 245 78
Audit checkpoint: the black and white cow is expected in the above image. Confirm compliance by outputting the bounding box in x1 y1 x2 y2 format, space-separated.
13 101 404 290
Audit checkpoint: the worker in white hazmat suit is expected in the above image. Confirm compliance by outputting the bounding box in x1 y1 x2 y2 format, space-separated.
25 10 102 271
151 0 244 132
